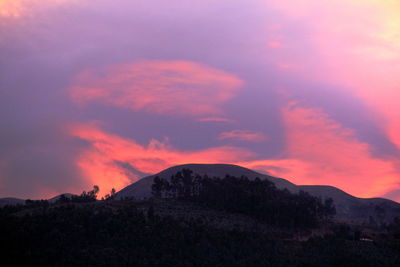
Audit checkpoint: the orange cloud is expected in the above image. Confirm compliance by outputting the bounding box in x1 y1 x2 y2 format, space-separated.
241 102 400 198
69 123 254 197
0 0 23 17
0 0 82 18
69 99 400 199
266 0 400 149
218 130 267 142
70 60 244 117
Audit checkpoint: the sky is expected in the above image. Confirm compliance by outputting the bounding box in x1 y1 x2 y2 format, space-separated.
1 0 400 201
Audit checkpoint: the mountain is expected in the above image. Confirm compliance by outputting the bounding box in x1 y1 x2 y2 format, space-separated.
48 193 77 203
116 163 400 223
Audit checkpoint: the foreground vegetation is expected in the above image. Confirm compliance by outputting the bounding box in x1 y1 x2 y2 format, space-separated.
1 170 399 266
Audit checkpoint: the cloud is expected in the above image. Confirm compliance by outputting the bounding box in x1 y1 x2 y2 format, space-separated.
266 41 282 48
240 102 400 198
218 130 267 142
266 0 400 149
70 60 244 117
69 99 400 200
197 117 235 123
0 0 83 18
2 0 399 203
69 123 255 197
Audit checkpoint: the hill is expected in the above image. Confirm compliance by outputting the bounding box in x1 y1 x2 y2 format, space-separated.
0 197 25 207
1 198 399 266
116 164 400 223
1 169 400 266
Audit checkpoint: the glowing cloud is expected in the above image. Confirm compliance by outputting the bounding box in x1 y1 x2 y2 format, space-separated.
241 102 400 198
0 0 23 17
70 60 244 117
68 98 400 199
70 124 254 197
218 130 267 142
0 0 83 18
266 0 400 149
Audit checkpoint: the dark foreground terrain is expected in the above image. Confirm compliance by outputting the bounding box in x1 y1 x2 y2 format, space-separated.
1 171 400 266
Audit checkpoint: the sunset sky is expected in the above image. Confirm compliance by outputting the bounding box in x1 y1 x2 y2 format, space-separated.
1 0 400 201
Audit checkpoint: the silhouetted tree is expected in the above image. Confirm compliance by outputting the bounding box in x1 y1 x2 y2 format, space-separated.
105 188 117 201
71 185 99 202
151 169 337 228
152 176 163 198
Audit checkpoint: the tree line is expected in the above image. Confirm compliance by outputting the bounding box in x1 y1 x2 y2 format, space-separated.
151 169 336 228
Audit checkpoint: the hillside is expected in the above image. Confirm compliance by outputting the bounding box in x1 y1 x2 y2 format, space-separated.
116 164 400 223
1 168 400 266
0 197 25 207
1 197 400 266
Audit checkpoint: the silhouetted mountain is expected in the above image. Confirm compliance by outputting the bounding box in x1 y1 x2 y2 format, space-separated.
48 193 77 203
116 164 400 223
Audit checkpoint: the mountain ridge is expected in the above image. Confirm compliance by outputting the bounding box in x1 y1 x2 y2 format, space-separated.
1 163 399 223
115 163 400 223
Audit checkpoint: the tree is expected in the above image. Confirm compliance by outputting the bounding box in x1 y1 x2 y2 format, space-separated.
182 169 194 198
87 185 99 200
151 176 163 198
71 185 100 202
105 188 117 201
151 171 336 228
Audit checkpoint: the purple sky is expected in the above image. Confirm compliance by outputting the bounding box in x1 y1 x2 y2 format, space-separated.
1 0 400 201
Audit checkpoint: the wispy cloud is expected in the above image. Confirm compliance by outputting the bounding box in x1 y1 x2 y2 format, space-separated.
69 123 255 197
241 102 400 198
70 60 244 118
218 130 267 142
69 100 400 199
266 0 400 149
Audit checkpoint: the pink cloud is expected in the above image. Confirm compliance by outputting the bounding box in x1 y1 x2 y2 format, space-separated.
240 102 400 198
69 123 255 197
69 100 400 200
266 0 400 149
267 41 282 48
218 130 267 142
68 100 400 199
70 60 244 117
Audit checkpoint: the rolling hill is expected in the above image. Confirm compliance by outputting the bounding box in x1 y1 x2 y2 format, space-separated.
116 163 400 223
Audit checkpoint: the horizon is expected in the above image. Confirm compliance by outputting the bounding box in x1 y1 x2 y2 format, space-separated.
2 163 399 204
1 0 400 202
